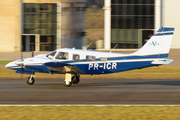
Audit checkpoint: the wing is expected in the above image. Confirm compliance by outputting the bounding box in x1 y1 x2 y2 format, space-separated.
43 61 84 74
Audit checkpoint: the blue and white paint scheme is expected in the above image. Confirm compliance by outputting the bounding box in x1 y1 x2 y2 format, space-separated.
6 27 174 87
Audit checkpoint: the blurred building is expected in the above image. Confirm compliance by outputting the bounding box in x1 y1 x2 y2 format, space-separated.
0 0 86 52
104 0 180 49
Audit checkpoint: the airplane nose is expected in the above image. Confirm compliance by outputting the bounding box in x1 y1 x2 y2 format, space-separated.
5 62 11 68
5 61 21 69
5 63 9 68
5 62 14 69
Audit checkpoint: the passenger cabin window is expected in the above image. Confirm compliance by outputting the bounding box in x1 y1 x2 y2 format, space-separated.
73 54 80 60
86 55 96 61
55 52 68 60
47 51 57 59
100 57 107 61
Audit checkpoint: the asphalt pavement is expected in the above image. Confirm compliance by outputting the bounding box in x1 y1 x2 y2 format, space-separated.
0 78 180 105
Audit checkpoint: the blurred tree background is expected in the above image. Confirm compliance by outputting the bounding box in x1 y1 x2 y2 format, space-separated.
86 0 104 29
85 0 104 49
86 0 104 8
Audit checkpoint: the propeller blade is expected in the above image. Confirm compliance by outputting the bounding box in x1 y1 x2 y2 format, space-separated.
21 70 23 81
32 51 34 57
21 45 24 81
20 61 24 81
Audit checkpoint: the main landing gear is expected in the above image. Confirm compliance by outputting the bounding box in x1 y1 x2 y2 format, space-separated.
26 75 35 85
63 73 80 87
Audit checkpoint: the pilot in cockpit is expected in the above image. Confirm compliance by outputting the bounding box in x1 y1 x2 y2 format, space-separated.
55 52 67 59
56 52 62 59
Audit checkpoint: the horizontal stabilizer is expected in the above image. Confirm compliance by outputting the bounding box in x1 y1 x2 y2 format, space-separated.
151 59 173 65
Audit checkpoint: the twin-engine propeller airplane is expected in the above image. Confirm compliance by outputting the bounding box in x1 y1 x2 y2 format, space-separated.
6 27 174 87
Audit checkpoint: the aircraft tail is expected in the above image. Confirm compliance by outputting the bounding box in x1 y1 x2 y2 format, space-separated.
133 27 174 58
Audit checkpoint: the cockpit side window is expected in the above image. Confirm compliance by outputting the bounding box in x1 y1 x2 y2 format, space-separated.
73 54 80 60
47 51 57 59
86 55 96 61
55 52 68 60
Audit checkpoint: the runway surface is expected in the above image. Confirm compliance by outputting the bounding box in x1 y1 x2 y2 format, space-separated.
1 78 180 105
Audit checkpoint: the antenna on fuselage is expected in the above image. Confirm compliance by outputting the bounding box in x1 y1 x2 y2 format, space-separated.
110 44 118 53
84 41 93 50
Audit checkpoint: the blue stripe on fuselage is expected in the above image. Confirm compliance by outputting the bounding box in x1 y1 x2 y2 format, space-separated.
74 60 155 74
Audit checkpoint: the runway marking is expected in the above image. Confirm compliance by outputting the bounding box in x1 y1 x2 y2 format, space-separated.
1 104 180 106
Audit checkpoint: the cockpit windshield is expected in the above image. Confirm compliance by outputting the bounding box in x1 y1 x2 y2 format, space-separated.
47 51 57 59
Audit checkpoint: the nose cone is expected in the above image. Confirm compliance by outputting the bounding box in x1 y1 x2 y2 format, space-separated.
5 63 10 68
5 60 22 70
5 61 16 69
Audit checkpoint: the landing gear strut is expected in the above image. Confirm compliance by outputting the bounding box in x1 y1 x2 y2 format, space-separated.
26 75 35 85
63 80 72 87
63 73 80 87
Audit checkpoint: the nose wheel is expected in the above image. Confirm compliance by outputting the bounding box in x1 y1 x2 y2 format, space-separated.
26 76 35 85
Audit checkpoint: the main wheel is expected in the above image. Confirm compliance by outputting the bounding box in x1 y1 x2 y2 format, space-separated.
63 81 72 87
26 77 35 85
72 76 80 84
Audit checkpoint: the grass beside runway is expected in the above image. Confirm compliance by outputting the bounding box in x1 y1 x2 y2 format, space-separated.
0 60 12 64
1 66 180 79
0 106 180 120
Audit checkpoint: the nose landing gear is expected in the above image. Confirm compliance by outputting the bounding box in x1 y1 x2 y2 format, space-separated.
26 75 35 85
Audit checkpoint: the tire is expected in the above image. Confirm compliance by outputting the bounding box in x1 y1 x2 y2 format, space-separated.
63 81 72 87
72 76 80 84
26 77 35 85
